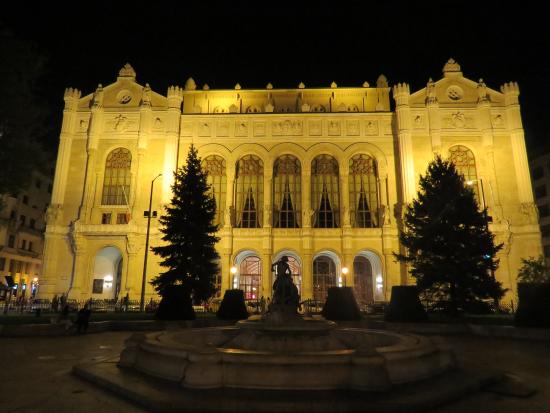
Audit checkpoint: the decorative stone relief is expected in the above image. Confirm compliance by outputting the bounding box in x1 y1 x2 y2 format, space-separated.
492 114 504 128
443 111 473 129
79 119 89 131
273 120 303 136
235 121 248 137
446 85 463 101
199 122 211 137
217 121 230 136
113 115 129 131
413 114 425 128
254 122 266 136
308 120 322 136
328 120 341 136
181 121 193 136
382 121 392 135
346 120 360 136
153 117 164 130
365 120 378 135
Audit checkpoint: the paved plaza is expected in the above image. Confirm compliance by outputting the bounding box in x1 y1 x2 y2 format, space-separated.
0 330 549 412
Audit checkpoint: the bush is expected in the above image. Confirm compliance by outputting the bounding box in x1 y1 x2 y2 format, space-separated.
216 289 249 320
514 283 550 328
385 286 428 322
321 287 362 321
155 285 195 320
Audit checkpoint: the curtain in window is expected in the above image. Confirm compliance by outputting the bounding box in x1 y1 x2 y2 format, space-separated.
202 155 227 227
102 148 131 205
235 155 263 228
449 145 479 201
273 155 301 228
313 256 336 302
311 155 339 228
349 154 379 228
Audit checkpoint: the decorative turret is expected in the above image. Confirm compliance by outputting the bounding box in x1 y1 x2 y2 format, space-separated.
298 82 305 89
362 81 370 88
501 81 520 105
234 83 242 90
392 82 410 106
202 83 210 90
184 77 197 91
91 84 104 108
376 74 388 88
167 86 183 109
63 87 81 111
443 58 462 77
266 82 273 89
118 63 136 80
330 81 337 88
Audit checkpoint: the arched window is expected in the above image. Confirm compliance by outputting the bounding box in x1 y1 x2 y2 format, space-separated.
273 156 301 228
449 145 479 201
239 255 262 300
349 154 379 228
313 255 337 302
353 256 374 306
311 155 339 228
202 155 226 227
235 155 263 228
102 148 131 205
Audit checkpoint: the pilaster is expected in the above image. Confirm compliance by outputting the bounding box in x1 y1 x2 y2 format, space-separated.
393 83 415 204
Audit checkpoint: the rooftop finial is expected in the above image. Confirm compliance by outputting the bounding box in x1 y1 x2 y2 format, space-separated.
376 74 388 88
443 58 462 76
266 82 273 89
298 82 305 89
330 81 337 88
118 63 136 79
185 77 197 91
235 83 242 90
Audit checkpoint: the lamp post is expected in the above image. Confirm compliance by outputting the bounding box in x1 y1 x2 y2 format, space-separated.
140 173 162 312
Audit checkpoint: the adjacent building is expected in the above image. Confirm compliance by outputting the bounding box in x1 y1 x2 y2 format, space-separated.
530 153 550 263
0 171 53 298
38 59 541 306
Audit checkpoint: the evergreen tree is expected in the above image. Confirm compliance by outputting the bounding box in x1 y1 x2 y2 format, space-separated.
394 156 505 314
151 144 220 319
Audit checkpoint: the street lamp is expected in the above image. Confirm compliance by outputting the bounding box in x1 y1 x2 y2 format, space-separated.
140 173 162 312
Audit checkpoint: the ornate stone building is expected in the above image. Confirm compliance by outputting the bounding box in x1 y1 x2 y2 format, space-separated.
39 59 541 306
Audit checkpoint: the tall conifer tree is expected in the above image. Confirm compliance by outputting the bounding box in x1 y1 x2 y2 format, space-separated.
151 144 220 318
395 156 505 313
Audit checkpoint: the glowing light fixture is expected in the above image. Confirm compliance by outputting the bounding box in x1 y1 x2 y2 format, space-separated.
341 267 349 275
230 266 238 274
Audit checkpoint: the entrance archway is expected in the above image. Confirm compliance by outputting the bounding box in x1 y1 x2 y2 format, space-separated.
312 252 340 302
91 247 123 300
234 251 262 300
353 250 384 303
273 251 302 296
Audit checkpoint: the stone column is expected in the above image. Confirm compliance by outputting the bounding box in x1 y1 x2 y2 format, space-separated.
263 168 273 227
426 79 441 153
502 82 535 205
225 165 236 228
340 169 351 228
343 253 354 288
393 83 415 205
301 253 313 300
163 86 183 203
68 235 88 300
262 253 272 299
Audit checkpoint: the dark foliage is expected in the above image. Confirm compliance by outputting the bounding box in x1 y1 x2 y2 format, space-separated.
216 289 249 320
155 285 195 320
385 286 428 322
515 283 550 328
0 27 53 199
394 156 505 314
151 145 220 319
321 287 362 321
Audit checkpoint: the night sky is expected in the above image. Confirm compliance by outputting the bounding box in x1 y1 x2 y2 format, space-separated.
2 2 548 156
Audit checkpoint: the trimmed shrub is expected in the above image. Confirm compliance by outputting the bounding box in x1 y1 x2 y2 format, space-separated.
321 287 362 321
385 286 428 322
515 283 550 328
216 289 249 320
155 285 195 320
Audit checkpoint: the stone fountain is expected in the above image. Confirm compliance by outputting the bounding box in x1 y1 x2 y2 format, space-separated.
74 265 493 412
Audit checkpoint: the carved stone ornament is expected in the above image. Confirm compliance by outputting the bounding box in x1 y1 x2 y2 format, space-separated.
235 121 248 136
141 83 152 106
346 120 360 135
113 114 129 131
365 120 378 135
119 63 136 78
450 111 466 128
521 203 539 224
309 120 322 136
217 121 230 136
254 122 266 136
199 122 211 136
426 78 438 104
79 119 89 131
328 120 341 136
154 117 163 129
126 236 140 255
45 204 62 224
477 79 490 103
492 114 504 128
443 58 461 74
92 84 104 108
273 120 303 136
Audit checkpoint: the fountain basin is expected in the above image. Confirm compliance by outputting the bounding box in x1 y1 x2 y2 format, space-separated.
119 318 455 392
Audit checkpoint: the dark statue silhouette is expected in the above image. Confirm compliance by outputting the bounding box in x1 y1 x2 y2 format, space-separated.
269 256 300 312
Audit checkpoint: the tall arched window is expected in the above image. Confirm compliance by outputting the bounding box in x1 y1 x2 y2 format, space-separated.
313 255 337 302
102 148 131 205
273 155 301 228
349 154 379 228
239 255 262 300
235 155 263 228
449 145 479 201
311 155 339 228
202 155 226 227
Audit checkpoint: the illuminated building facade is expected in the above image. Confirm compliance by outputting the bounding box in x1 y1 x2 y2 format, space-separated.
39 59 541 306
